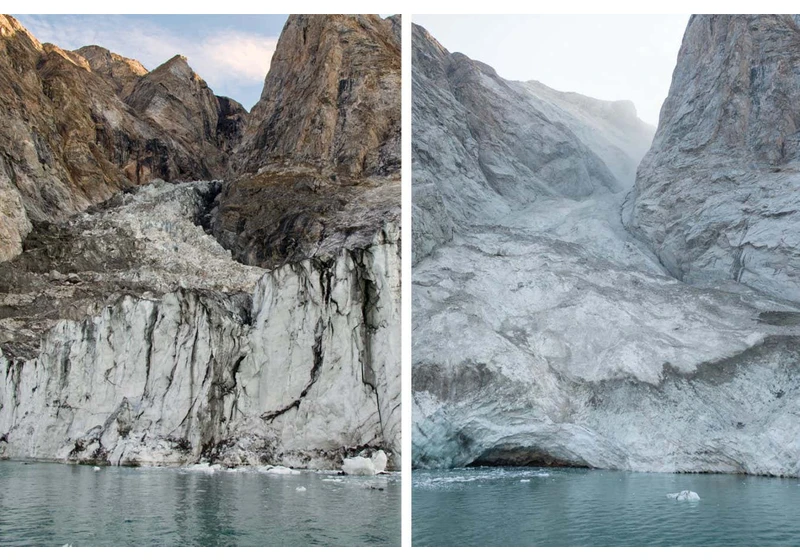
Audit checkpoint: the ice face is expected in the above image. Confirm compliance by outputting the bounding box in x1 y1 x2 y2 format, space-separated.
666 490 701 502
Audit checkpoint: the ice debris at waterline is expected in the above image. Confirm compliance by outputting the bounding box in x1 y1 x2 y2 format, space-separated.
667 491 700 502
342 451 389 476
263 466 301 475
296 486 307 492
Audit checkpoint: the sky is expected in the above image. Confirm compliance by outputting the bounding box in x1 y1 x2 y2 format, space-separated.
414 15 691 126
14 14 289 111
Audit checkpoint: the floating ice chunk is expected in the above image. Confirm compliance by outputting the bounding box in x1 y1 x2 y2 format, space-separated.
372 450 388 473
93 466 101 472
666 490 700 501
342 450 390 475
520 479 530 483
295 486 307 492
342 456 377 476
264 465 300 475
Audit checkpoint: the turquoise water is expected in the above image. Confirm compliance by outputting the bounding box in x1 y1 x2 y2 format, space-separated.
0 460 399 546
413 467 800 546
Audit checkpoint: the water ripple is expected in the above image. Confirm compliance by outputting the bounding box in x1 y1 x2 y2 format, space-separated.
0 461 399 546
413 467 800 546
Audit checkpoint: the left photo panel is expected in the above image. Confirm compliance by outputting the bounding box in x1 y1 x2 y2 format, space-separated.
0 14 400 546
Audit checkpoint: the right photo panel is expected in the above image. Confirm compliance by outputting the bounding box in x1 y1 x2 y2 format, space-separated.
412 14 800 546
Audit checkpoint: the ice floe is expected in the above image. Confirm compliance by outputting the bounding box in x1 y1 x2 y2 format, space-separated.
666 490 700 501
342 450 390 476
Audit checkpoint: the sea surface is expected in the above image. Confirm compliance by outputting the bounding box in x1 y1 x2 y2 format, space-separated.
413 466 800 546
0 460 399 546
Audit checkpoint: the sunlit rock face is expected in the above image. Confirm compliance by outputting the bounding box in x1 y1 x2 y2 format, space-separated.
0 15 400 469
216 14 401 270
412 19 800 477
0 16 241 263
625 15 800 304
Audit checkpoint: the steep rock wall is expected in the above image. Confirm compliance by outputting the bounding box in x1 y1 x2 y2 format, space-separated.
625 15 800 303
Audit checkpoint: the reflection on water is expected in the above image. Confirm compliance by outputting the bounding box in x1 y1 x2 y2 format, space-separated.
413 467 800 546
0 460 399 546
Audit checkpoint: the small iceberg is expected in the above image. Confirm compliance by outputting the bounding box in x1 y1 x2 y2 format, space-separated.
295 486 307 492
371 450 388 473
342 450 389 476
520 479 530 483
666 490 700 501
93 466 101 472
343 456 376 476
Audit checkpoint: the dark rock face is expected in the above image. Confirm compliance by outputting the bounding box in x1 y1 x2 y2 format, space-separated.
215 96 248 154
625 15 800 303
215 14 401 268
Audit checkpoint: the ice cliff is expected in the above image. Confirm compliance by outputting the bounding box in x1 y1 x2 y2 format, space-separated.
412 17 800 477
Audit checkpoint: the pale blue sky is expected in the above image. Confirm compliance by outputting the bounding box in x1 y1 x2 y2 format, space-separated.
414 15 690 126
14 14 289 110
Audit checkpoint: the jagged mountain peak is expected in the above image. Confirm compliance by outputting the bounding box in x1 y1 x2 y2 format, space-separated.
75 44 147 96
0 15 245 262
0 14 41 48
75 44 147 74
212 13 401 269
42 42 92 71
153 53 198 79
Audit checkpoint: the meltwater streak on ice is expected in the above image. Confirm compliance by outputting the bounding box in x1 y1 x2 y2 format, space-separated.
412 467 800 546
0 461 399 546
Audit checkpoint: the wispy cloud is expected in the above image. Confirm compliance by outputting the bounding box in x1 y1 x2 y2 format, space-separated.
16 15 278 108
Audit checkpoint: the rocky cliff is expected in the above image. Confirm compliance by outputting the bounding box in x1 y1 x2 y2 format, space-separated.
216 14 401 269
412 19 800 477
0 14 400 469
624 15 800 304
